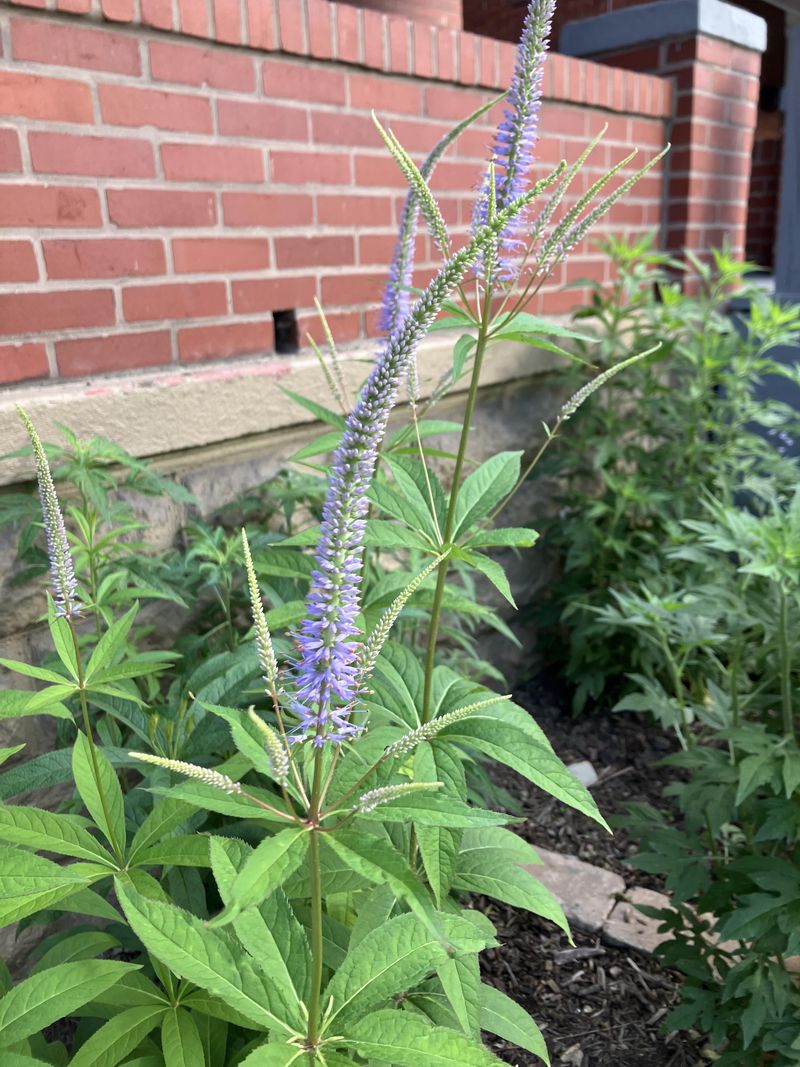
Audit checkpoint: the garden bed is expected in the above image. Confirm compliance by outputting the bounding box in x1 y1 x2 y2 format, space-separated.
481 676 705 1066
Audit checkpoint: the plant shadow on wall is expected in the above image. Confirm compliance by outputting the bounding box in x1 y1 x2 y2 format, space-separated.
0 1 668 1064
531 233 800 1062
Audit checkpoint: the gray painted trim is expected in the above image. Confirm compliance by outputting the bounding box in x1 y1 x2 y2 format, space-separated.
561 0 767 57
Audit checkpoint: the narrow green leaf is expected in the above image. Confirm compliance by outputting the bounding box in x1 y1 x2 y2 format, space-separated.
451 453 521 539
479 984 549 1063
0 960 138 1047
346 1008 506 1066
456 549 515 606
32 931 121 975
280 388 346 429
161 1009 203 1067
207 828 309 928
324 912 490 1026
70 1004 169 1067
72 734 125 856
48 606 80 682
453 858 569 936
17 684 77 714
135 835 210 869
438 954 481 1038
116 883 302 1035
0 806 116 866
128 798 194 864
465 527 539 549
239 1045 305 1067
361 794 512 828
85 605 138 682
0 844 87 926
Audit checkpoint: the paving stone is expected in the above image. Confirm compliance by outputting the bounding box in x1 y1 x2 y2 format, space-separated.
527 848 624 933
566 759 598 788
603 887 671 954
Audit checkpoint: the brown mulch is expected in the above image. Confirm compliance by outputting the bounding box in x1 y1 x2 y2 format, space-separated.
479 674 705 1067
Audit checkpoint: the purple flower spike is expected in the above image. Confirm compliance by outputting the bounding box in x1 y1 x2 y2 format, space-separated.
475 0 555 275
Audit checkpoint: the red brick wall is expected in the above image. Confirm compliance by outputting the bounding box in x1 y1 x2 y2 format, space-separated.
0 0 669 387
334 0 462 31
747 109 782 270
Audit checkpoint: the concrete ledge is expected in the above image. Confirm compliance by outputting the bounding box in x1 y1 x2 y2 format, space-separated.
561 0 767 58
0 334 558 488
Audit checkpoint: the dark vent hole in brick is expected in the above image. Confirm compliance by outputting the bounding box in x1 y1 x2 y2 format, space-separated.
273 309 299 355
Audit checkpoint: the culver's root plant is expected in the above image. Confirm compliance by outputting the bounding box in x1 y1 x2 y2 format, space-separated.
0 2 665 1064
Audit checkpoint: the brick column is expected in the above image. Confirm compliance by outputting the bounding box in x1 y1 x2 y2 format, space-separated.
561 0 766 264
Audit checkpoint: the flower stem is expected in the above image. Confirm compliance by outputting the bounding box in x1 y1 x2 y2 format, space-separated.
306 744 326 1057
421 290 494 725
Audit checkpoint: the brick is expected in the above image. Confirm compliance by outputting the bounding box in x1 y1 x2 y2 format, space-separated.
0 343 49 384
57 0 92 12
271 150 350 185
178 319 274 363
150 40 255 93
459 31 478 85
354 154 404 188
11 17 141 75
123 281 227 323
362 9 385 69
429 159 482 191
218 99 307 141
437 28 457 83
107 189 216 228
322 271 385 306
263 57 345 105
413 21 434 79
478 35 496 87
317 194 392 227
30 132 155 179
0 290 115 336
311 110 378 148
213 0 243 43
232 276 316 313
541 102 587 139
223 191 312 227
358 232 396 265
425 84 488 121
0 129 22 173
57 330 172 376
161 142 264 184
0 71 92 124
299 309 361 345
43 238 166 279
100 85 213 134
389 117 450 153
246 0 277 49
141 0 173 30
350 72 422 116
0 185 102 228
274 234 354 270
0 239 38 282
179 0 210 37
307 0 334 60
101 0 134 22
336 2 361 65
278 0 306 53
172 236 270 274
387 15 409 74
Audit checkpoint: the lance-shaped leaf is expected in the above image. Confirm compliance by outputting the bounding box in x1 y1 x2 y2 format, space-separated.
479 984 549 1063
324 912 491 1027
0 959 139 1047
323 831 438 934
72 733 125 856
345 1008 507 1066
360 793 512 829
414 742 463 909
210 835 310 1003
161 1008 204 1067
134 835 211 869
453 853 569 937
207 827 309 928
32 930 121 974
0 806 116 866
0 844 88 926
239 1045 306 1067
116 882 303 1035
451 452 521 540
69 1004 169 1067
0 688 73 720
438 953 481 1039
127 798 195 864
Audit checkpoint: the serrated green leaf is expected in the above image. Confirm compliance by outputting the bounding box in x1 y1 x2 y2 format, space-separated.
456 549 515 606
346 1008 505 1066
414 743 463 908
161 1009 203 1067
32 931 121 975
465 527 538 549
363 520 433 552
453 858 569 936
207 828 309 928
202 703 276 781
69 1004 168 1067
0 959 138 1047
0 806 116 866
135 835 210 869
47 606 80 682
324 912 490 1026
116 883 302 1035
0 844 87 927
72 734 125 857
451 453 521 539
479 983 549 1063
323 832 437 934
14 685 77 714
438 953 481 1038
210 836 310 1003
128 799 194 864
85 605 138 682
0 664 70 686
238 1044 304 1067
361 794 511 828
459 827 541 867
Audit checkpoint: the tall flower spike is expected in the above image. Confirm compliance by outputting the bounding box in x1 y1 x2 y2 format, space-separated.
247 708 289 786
356 781 442 814
474 0 556 274
241 529 278 689
293 190 541 745
17 407 80 619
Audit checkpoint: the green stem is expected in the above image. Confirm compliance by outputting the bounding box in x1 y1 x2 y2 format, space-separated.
69 623 125 865
779 586 794 740
306 745 325 1057
420 291 494 725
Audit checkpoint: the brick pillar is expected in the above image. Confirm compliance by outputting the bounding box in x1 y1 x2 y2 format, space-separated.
561 0 766 264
